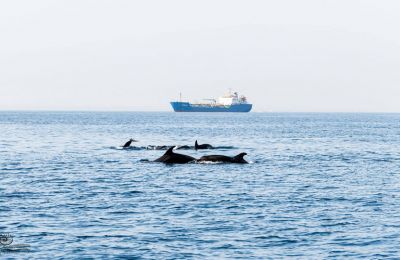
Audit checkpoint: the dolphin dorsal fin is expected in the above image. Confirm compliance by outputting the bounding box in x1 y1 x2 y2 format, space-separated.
234 153 247 160
165 146 175 155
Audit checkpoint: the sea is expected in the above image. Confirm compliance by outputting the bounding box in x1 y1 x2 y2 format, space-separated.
1 112 400 259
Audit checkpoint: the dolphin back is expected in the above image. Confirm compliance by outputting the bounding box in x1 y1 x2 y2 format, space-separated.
155 146 196 164
232 153 248 163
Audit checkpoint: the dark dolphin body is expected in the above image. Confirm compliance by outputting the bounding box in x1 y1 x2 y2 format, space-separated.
122 138 137 148
197 153 248 164
154 147 196 164
176 145 191 150
195 140 213 150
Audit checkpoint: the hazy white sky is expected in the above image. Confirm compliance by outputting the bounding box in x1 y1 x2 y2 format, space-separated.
1 0 400 112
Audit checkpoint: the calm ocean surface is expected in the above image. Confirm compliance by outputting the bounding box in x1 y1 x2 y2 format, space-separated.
1 112 400 259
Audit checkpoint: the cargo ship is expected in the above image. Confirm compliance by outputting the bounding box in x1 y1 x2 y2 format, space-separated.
170 91 252 112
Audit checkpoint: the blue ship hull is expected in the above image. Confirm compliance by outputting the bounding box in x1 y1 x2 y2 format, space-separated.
170 102 252 112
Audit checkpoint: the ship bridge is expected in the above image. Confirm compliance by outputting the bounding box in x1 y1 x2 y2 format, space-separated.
218 92 248 106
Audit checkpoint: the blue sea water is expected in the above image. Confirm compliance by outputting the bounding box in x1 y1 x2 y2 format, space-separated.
1 112 400 259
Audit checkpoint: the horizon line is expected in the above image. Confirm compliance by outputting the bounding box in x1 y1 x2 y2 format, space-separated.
0 110 400 114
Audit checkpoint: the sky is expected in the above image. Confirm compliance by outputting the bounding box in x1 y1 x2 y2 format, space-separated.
1 0 400 112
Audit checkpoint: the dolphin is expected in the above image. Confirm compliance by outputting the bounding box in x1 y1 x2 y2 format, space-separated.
197 153 248 164
195 140 213 150
154 147 196 164
122 138 137 148
176 145 191 150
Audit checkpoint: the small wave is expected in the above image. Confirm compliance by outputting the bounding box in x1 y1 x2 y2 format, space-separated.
321 221 353 227
255 235 285 240
104 160 120 163
123 190 143 195
76 236 96 239
214 146 236 149
109 211 138 215
110 145 147 150
331 239 383 247
109 146 124 150
305 231 332 236
196 160 253 165
123 146 144 150
139 159 254 165
196 161 225 164
146 145 173 150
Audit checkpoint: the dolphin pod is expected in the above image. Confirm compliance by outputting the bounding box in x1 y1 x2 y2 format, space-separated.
121 140 214 150
153 147 248 164
147 140 213 150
